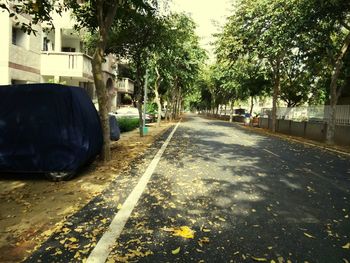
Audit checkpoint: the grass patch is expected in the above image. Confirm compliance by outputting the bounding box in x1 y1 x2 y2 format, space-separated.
117 117 139 133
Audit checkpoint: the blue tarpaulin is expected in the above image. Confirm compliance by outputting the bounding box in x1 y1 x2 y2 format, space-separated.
0 83 103 174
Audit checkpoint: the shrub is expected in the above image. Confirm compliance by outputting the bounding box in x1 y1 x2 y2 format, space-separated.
117 117 139 133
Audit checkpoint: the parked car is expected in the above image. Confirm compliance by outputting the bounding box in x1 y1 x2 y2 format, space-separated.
0 83 103 181
115 107 152 122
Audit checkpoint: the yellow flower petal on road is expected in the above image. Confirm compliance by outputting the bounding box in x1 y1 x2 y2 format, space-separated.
172 247 181 255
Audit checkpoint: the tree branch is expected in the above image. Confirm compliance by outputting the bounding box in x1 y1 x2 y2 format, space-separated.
331 31 350 100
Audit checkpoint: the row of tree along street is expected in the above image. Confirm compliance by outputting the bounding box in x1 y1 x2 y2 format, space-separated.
2 0 207 161
2 0 349 163
188 0 350 146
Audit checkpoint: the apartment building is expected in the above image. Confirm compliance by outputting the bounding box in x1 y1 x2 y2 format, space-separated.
0 10 42 85
0 8 133 111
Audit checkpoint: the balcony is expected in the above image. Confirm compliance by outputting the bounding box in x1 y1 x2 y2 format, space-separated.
41 52 93 80
117 78 134 94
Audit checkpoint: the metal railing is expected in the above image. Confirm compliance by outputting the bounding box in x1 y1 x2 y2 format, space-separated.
261 105 350 125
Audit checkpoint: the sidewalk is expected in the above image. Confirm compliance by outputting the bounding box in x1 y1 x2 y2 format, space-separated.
0 122 173 263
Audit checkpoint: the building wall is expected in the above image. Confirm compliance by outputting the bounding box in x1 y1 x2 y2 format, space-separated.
9 33 42 83
0 12 42 85
0 8 118 107
0 12 11 84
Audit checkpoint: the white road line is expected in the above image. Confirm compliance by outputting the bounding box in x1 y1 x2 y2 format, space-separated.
263 149 280 158
86 121 181 263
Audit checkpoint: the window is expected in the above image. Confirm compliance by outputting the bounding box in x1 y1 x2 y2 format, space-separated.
12 27 17 45
12 27 27 48
62 47 76 52
42 37 50 51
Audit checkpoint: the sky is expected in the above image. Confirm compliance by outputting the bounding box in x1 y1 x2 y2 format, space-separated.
170 0 233 59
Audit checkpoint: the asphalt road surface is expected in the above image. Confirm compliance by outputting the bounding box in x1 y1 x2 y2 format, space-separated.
27 115 350 263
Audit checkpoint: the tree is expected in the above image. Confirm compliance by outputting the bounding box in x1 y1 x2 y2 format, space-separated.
163 14 207 120
105 10 170 134
295 0 350 144
230 57 270 115
216 0 301 131
1 0 159 160
279 52 314 107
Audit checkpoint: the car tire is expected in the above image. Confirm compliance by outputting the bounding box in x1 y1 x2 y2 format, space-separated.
45 171 74 181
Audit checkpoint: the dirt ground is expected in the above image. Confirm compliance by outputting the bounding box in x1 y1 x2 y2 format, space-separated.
0 122 173 263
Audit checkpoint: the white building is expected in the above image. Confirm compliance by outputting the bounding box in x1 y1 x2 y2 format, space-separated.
0 10 42 84
0 7 133 111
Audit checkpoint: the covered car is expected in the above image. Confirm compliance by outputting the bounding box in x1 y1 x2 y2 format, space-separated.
0 83 103 180
109 113 120 141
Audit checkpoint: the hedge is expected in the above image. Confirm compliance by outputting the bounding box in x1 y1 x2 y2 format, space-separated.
117 117 139 133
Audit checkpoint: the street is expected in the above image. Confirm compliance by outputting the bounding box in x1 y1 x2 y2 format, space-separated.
26 115 350 262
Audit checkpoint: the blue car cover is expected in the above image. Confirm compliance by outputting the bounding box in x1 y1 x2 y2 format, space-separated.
0 83 103 173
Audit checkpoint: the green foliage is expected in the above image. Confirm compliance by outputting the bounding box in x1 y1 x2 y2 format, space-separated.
117 118 139 133
213 0 350 110
47 78 67 85
146 103 158 114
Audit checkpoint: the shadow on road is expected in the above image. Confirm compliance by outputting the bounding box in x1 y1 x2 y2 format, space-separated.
111 115 350 262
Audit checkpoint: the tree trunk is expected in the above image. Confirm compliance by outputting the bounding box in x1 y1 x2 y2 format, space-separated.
134 60 144 137
154 67 162 127
171 83 177 120
91 1 119 162
92 46 111 161
271 58 281 133
136 100 143 136
165 98 170 122
176 86 182 118
249 96 254 116
229 99 234 122
326 31 350 144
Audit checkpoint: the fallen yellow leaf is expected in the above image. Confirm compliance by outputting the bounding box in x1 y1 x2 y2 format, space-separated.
251 256 267 262
74 251 80 259
172 247 180 255
216 216 226 222
342 242 350 249
172 226 195 239
68 237 78 242
303 232 315 239
198 237 210 247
